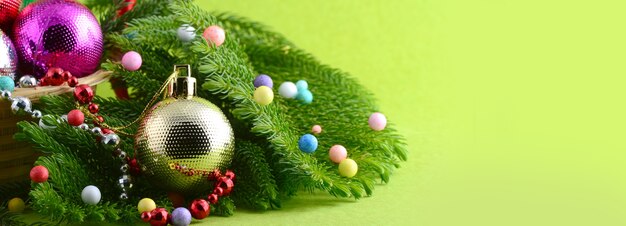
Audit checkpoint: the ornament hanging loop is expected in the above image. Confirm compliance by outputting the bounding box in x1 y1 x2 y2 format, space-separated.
168 64 196 100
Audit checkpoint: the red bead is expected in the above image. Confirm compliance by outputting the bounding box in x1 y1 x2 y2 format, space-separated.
88 103 99 114
215 177 234 196
73 84 94 104
67 109 85 126
46 68 65 86
213 187 224 196
167 192 185 208
30 166 49 183
101 128 113 134
62 71 73 81
128 158 141 176
39 78 47 86
207 193 219 204
224 170 235 180
141 211 152 222
67 77 79 87
189 199 210 219
149 208 169 226
96 115 104 123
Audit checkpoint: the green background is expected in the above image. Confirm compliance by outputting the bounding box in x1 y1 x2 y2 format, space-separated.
97 0 625 225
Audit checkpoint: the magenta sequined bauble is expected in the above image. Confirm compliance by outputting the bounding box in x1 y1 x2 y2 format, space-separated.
12 0 103 78
0 30 17 80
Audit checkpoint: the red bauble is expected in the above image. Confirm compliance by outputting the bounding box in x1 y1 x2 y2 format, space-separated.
67 109 85 126
29 165 49 183
215 177 234 196
149 208 169 226
67 77 78 87
0 0 21 32
88 103 99 114
189 199 209 219
101 128 113 134
167 192 185 208
140 211 152 222
73 84 94 104
207 193 219 205
45 67 65 86
95 115 104 124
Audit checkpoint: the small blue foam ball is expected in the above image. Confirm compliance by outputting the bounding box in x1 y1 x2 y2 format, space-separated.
170 207 192 226
298 134 318 153
0 76 15 92
296 80 308 91
254 74 273 88
296 89 313 104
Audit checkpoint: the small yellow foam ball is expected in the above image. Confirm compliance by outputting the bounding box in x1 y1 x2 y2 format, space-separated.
137 198 157 213
254 86 274 106
8 197 25 213
338 158 358 178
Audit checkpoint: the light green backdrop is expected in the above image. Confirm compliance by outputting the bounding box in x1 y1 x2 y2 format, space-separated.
96 0 626 225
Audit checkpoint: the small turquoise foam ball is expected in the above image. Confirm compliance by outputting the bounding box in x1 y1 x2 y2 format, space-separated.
171 207 192 226
296 89 313 104
298 134 318 153
0 76 15 92
296 80 308 91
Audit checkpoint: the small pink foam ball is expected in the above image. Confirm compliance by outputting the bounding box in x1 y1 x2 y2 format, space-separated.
368 112 387 131
121 51 142 71
311 125 322 135
329 145 348 164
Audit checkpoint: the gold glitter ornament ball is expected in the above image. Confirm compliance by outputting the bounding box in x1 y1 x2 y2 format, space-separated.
135 65 234 194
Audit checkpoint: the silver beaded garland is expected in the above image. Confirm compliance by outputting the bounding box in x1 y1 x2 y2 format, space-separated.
101 133 120 148
31 110 42 119
90 127 103 135
18 75 38 88
10 97 31 113
78 123 90 130
1 90 10 99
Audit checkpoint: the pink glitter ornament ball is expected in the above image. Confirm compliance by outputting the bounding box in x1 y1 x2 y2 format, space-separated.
121 51 142 71
12 0 103 78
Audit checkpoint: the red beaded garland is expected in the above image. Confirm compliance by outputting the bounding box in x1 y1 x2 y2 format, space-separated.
67 109 85 126
88 103 99 114
140 211 152 222
213 187 224 196
149 208 169 226
224 170 235 180
207 193 219 204
30 166 49 183
215 177 234 196
45 68 66 86
189 199 210 219
73 84 94 104
67 77 79 87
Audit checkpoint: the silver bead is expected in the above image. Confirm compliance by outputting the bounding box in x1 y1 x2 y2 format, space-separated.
31 110 42 119
101 133 120 148
118 151 127 160
78 123 90 130
10 97 31 113
120 164 129 173
90 127 103 135
119 193 128 200
18 75 37 88
118 174 133 190
0 90 11 99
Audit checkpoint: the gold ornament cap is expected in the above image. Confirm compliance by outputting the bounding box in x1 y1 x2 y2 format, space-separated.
167 64 196 99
